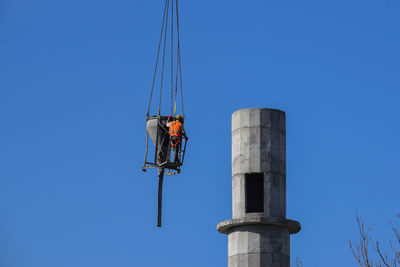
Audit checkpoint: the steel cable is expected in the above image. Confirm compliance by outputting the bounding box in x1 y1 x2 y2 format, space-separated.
147 0 169 117
176 0 184 116
158 0 170 115
171 0 174 115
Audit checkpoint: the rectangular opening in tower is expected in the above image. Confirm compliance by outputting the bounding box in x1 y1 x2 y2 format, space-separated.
245 173 264 213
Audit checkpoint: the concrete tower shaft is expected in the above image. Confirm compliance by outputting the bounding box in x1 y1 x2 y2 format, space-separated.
232 108 286 219
217 108 300 267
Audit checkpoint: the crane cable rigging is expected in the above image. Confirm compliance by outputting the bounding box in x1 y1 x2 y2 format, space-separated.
143 0 187 228
147 0 184 118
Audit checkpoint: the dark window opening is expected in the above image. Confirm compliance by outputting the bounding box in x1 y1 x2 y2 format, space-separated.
245 173 264 213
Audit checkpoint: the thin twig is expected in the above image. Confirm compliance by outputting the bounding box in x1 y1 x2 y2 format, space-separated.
375 240 391 267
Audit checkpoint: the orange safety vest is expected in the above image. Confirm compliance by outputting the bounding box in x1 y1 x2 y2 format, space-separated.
169 121 182 137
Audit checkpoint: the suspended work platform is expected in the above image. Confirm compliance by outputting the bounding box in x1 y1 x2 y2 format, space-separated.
142 116 187 175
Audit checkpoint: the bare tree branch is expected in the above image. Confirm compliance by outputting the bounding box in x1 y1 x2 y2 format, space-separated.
375 240 391 267
350 240 364 267
390 222 400 266
350 213 400 267
350 213 373 267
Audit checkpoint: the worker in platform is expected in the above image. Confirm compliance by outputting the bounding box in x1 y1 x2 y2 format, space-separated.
167 115 188 163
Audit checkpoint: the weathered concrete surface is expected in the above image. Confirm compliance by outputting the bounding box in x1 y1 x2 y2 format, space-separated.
231 108 286 219
218 108 301 267
228 225 290 267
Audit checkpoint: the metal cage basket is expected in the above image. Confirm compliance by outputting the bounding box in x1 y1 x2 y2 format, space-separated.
142 116 187 175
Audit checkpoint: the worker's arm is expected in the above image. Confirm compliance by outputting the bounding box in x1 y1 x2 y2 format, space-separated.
181 125 188 140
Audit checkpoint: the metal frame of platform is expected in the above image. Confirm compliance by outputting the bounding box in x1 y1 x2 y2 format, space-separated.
142 116 187 175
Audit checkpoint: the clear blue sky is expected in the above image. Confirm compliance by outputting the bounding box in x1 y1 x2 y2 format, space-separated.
1 0 400 266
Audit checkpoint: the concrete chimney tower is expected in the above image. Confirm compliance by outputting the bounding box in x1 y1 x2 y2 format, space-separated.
217 108 301 267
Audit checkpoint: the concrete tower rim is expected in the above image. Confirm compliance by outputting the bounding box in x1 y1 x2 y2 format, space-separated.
232 107 286 117
216 217 301 235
